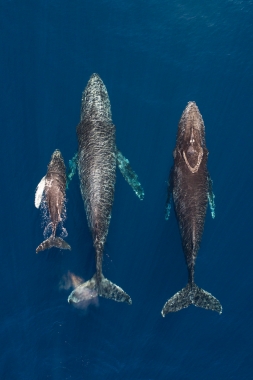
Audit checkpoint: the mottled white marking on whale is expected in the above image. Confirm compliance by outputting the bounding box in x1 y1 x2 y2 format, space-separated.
68 73 144 307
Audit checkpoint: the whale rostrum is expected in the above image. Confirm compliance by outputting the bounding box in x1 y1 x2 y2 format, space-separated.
35 150 71 253
68 73 144 306
162 102 222 316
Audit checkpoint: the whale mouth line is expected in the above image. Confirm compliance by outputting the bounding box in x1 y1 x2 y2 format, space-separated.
183 148 203 174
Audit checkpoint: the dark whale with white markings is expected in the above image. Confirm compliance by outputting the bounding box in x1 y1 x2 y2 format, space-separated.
68 73 144 306
162 102 222 316
35 149 71 253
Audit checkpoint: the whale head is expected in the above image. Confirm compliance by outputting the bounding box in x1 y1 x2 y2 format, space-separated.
47 149 65 173
175 102 206 172
80 73 112 122
51 149 62 160
88 73 104 87
177 102 206 149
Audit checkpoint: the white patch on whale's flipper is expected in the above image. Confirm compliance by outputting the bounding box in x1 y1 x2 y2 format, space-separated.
35 176 46 208
116 148 144 200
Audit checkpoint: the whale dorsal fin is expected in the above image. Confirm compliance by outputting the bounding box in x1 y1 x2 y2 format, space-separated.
116 148 144 200
35 176 46 208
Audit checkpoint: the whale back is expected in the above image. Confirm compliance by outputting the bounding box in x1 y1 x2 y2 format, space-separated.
172 103 209 267
77 75 116 250
45 150 66 227
173 150 208 265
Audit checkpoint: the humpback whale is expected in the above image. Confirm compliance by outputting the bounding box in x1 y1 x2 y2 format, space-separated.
35 150 71 253
162 102 222 316
68 73 144 306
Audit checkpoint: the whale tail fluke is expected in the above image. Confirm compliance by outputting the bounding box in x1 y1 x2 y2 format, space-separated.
68 274 132 305
161 283 222 317
99 276 132 304
36 236 71 253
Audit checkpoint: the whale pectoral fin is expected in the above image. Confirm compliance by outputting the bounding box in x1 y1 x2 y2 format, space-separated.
165 168 173 220
208 174 215 219
35 176 46 208
66 152 78 189
116 148 144 200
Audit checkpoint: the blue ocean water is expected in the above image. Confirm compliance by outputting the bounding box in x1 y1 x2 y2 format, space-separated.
1 0 253 378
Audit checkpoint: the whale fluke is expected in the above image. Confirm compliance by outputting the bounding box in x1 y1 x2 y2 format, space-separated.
36 236 71 253
161 283 222 316
68 274 132 305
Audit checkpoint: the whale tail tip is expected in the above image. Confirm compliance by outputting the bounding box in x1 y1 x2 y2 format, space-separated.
36 236 71 253
68 274 132 305
161 283 222 317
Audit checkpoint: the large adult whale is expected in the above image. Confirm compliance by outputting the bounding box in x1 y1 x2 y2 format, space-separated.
35 149 71 253
68 73 144 306
162 102 222 316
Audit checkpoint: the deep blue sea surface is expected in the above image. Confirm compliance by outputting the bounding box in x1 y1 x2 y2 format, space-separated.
1 1 253 378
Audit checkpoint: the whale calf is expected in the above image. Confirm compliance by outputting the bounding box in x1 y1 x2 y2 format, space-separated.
35 149 71 253
68 73 144 306
162 102 222 316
